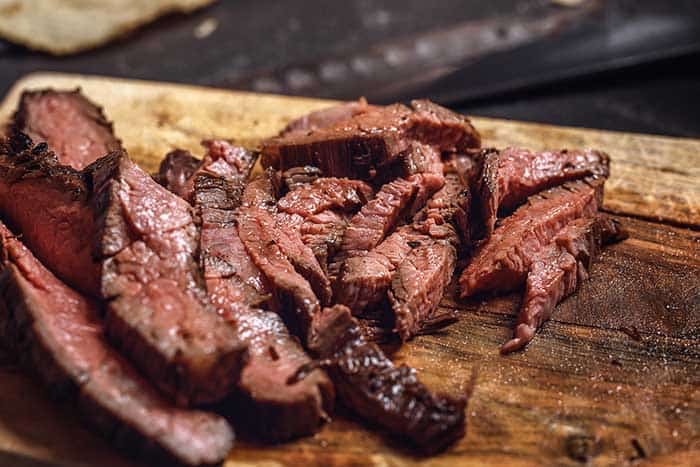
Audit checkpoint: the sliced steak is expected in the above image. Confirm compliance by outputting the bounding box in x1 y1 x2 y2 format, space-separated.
413 172 471 246
476 148 610 239
501 216 627 354
236 209 466 452
262 100 480 179
0 139 246 406
0 222 234 466
460 179 604 298
194 174 333 442
300 209 351 272
278 177 373 217
280 98 376 137
11 89 122 169
154 148 201 198
156 140 257 202
389 240 457 341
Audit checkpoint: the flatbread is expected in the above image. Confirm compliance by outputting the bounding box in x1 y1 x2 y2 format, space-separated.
0 0 215 55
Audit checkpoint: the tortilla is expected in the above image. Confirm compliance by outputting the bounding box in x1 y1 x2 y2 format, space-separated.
0 0 215 55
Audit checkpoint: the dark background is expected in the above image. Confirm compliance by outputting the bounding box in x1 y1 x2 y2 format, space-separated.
1 0 698 137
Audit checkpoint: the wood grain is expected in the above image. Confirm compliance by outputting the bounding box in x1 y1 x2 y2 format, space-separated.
0 73 698 467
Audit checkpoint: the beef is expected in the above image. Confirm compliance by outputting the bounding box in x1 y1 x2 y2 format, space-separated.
444 149 486 186
156 140 257 202
280 98 376 137
0 139 246 406
334 226 425 313
389 240 457 341
299 210 351 272
154 148 201 198
460 179 604 298
236 208 466 452
261 100 480 179
278 177 373 217
500 216 627 354
281 165 322 191
11 89 122 170
194 174 334 441
0 222 234 466
333 174 444 268
476 148 610 239
413 172 471 245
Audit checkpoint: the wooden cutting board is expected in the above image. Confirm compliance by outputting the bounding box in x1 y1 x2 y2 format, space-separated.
0 73 698 467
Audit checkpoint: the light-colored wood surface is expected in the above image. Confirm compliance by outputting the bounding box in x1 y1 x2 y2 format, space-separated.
0 73 698 467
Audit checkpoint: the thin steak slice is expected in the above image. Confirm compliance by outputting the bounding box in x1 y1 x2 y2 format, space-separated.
501 216 627 354
10 89 122 169
0 222 234 466
460 179 604 298
476 148 609 239
262 100 480 179
280 98 376 137
0 139 246 406
157 140 257 202
236 207 466 452
300 210 351 272
194 174 334 441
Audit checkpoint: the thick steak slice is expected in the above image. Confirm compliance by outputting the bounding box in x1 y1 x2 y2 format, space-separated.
501 216 627 354
282 165 322 191
460 179 603 298
262 100 480 179
154 148 200 198
0 223 234 466
476 148 609 239
11 89 122 169
280 98 376 137
237 209 466 452
277 177 373 217
389 240 457 341
0 139 246 406
194 174 333 442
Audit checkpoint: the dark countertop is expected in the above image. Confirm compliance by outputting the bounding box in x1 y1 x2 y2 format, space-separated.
1 0 698 138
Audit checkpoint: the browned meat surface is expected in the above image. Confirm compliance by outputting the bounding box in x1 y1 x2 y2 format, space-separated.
0 138 246 406
476 148 610 239
278 177 373 217
11 89 122 169
237 182 465 451
280 98 376 137
282 165 322 191
194 174 333 442
501 216 627 354
0 222 235 466
460 179 603 298
154 148 200 198
261 100 480 179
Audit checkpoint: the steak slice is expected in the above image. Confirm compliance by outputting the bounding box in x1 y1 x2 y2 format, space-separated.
194 174 333 441
460 179 603 298
236 208 466 452
476 148 610 239
280 98 376 137
11 89 122 170
389 239 457 341
282 165 322 192
300 209 351 272
0 139 246 406
0 222 234 466
154 148 201 198
277 177 373 217
158 140 257 203
501 216 627 354
261 100 480 179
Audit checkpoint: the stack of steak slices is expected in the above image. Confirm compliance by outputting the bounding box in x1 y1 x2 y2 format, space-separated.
0 89 628 464
0 91 237 465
